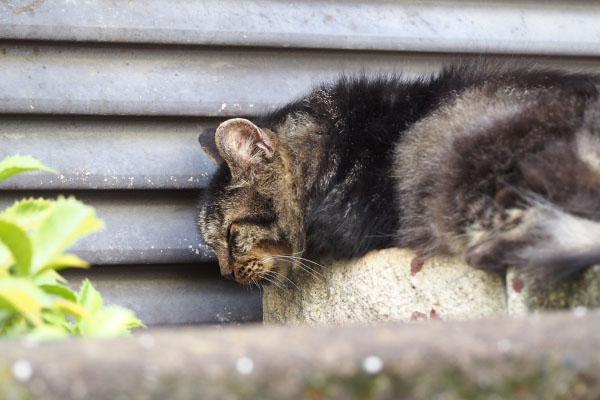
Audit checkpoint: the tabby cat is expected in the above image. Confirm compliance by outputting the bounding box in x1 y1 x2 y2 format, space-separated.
198 62 600 286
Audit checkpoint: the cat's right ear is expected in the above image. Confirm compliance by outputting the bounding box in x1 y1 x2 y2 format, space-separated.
198 126 224 165
214 118 274 174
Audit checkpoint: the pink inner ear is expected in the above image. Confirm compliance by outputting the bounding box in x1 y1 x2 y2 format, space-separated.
216 118 274 171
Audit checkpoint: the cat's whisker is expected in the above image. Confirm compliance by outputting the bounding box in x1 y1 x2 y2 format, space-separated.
269 254 327 270
263 255 325 280
260 273 286 290
270 255 327 278
251 278 263 295
265 269 300 291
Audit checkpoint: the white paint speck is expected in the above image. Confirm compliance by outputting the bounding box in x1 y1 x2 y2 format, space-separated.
12 360 33 382
221 103 227 111
236 357 254 374
362 355 383 374
574 306 587 318
496 338 512 353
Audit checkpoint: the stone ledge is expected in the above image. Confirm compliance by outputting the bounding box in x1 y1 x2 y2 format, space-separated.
264 248 600 324
1 311 600 399
264 248 506 323
508 266 600 316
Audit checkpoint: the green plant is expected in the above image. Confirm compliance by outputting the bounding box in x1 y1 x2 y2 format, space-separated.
0 155 144 338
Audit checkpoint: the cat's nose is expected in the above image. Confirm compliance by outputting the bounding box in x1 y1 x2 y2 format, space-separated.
221 271 235 280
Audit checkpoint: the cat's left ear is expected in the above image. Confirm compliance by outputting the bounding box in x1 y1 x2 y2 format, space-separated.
214 118 274 173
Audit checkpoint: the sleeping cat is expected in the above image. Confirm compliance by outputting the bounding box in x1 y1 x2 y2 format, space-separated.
197 62 600 286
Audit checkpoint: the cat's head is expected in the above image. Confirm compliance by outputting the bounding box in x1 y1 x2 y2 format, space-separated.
198 118 304 285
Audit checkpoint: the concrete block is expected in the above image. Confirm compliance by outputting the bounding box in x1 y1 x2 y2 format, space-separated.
2 311 600 400
507 265 600 316
263 248 506 324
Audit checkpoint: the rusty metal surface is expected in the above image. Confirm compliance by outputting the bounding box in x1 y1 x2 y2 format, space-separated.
2 43 600 117
2 0 600 57
0 310 599 399
62 265 262 326
0 190 214 265
0 116 218 189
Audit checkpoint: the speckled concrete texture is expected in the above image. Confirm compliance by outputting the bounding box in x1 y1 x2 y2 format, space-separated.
507 266 600 315
263 248 507 324
3 311 600 400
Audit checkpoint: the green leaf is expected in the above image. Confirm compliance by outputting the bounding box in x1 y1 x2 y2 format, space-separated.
0 198 54 231
33 269 67 286
53 299 88 319
0 219 32 276
0 278 48 327
0 309 13 326
77 305 145 338
78 279 102 317
28 324 70 340
31 196 104 273
35 253 89 276
39 284 77 302
0 154 56 183
41 310 74 334
1 316 28 336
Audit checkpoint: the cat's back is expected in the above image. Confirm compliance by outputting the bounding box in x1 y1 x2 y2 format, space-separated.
394 62 600 256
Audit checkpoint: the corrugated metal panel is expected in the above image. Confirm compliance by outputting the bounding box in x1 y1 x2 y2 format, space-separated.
0 43 443 116
0 116 217 189
2 44 600 116
2 1 600 56
0 191 213 265
62 265 262 326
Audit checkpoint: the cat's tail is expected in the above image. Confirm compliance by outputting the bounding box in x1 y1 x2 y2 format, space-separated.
465 198 600 282
514 202 600 282
515 203 600 281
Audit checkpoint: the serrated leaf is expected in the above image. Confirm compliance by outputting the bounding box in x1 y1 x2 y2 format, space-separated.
78 279 102 317
77 305 145 338
28 324 70 340
53 299 89 319
0 309 13 325
40 284 77 302
0 154 56 183
41 310 74 333
0 198 54 230
0 241 13 272
36 254 89 276
0 278 48 327
1 316 28 336
0 262 9 278
34 269 67 286
0 219 32 276
31 196 104 274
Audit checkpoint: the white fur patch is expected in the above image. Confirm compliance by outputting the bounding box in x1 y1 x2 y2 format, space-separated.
576 131 600 173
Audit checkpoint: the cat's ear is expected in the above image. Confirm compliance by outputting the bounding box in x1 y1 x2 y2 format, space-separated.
198 126 224 165
214 118 274 173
